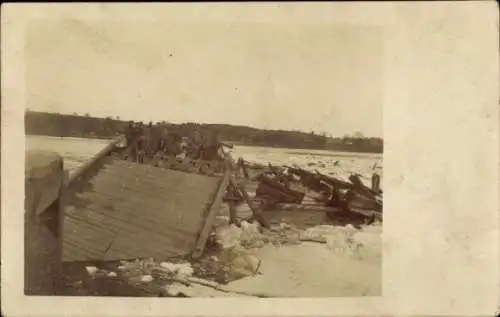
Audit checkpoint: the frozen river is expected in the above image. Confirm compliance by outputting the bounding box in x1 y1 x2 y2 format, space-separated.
26 135 383 184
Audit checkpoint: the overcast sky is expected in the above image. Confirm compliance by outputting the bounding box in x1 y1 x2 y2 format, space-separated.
25 16 383 138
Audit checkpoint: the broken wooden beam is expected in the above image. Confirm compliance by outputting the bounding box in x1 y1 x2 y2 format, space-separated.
228 174 270 228
314 171 353 190
255 174 305 204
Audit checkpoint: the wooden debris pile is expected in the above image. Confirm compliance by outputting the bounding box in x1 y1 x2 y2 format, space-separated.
225 158 383 226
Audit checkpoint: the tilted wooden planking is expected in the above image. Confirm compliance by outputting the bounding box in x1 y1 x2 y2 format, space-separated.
62 155 229 262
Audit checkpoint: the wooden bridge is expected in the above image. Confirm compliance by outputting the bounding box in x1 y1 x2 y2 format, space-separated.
25 136 230 295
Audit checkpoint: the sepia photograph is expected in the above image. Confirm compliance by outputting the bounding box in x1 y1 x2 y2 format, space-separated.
23 7 383 298
3 2 498 317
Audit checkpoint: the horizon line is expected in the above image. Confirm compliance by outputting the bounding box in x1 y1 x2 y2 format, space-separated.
25 109 383 140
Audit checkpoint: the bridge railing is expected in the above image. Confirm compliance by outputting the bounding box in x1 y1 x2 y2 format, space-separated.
68 135 125 185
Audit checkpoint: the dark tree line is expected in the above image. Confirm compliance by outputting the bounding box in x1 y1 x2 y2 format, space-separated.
25 111 382 153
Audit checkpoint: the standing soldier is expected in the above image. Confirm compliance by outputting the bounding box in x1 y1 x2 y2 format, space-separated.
145 121 154 159
127 122 139 162
169 133 183 157
200 130 219 161
134 122 146 163
158 124 169 155
187 128 202 159
151 122 162 156
124 121 136 161
125 121 135 147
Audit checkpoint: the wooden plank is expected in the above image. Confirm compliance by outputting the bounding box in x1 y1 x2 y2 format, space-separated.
63 238 106 261
65 211 121 235
78 190 209 234
229 174 270 228
191 169 230 259
70 203 199 245
104 230 191 261
63 217 115 249
63 237 107 259
90 170 218 200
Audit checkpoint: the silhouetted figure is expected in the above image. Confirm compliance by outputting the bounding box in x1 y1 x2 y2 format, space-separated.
151 122 162 156
127 122 142 162
200 131 220 161
143 121 155 159
163 132 182 157
131 122 146 163
125 121 135 147
186 129 203 159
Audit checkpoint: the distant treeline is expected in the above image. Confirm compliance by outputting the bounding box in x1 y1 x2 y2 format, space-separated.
25 111 383 153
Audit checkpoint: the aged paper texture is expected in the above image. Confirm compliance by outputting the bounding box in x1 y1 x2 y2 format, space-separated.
1 2 499 317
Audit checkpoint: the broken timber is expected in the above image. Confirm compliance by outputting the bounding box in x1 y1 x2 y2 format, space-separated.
228 174 270 228
255 174 305 205
221 149 270 228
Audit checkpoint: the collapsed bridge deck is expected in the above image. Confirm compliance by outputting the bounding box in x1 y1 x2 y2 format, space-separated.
62 142 229 262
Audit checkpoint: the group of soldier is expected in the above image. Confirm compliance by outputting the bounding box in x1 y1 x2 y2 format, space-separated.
124 121 223 163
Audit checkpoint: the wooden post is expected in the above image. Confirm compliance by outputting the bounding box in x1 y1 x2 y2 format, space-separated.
192 169 231 259
25 151 65 295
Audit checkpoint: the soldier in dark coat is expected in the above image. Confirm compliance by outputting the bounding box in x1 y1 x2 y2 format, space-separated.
151 122 162 156
125 121 135 147
133 122 146 163
200 130 221 161
186 129 203 159
126 121 142 161
144 121 155 159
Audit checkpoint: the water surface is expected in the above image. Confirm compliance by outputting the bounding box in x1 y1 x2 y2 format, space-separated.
26 135 383 183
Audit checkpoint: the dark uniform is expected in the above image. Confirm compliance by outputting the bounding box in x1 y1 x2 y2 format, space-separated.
164 133 182 157
151 123 162 156
125 121 135 147
186 129 203 159
136 124 147 163
200 131 221 161
144 122 154 159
